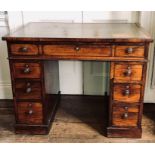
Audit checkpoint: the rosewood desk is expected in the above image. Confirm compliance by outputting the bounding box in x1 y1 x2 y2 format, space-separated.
2 22 152 138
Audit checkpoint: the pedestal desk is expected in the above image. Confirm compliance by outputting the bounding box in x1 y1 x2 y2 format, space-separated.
2 22 153 138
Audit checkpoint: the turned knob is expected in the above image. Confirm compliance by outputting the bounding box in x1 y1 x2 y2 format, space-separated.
25 109 33 115
123 113 128 119
28 103 32 107
74 46 80 51
26 82 31 87
23 65 30 73
124 85 130 96
124 106 128 111
124 66 132 76
26 87 32 93
19 47 28 53
126 47 133 54
124 89 130 96
28 109 33 115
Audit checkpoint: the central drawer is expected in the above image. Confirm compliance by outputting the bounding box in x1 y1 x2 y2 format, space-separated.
43 45 112 57
113 84 141 102
15 80 42 99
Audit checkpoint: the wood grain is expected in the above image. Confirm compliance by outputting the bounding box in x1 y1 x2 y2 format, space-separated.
114 63 143 82
43 44 112 57
113 84 141 102
13 62 41 78
15 80 42 99
2 22 153 137
112 105 139 127
115 45 144 57
16 102 43 125
10 44 39 55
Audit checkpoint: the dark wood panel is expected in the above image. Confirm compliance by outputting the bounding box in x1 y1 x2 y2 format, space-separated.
16 102 43 125
107 127 142 138
13 62 41 78
115 45 145 57
10 44 39 55
15 80 42 99
113 84 141 102
114 63 143 82
8 55 148 62
15 124 48 135
112 105 139 127
43 44 112 57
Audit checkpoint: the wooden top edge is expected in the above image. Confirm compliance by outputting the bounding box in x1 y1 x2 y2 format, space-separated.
2 22 153 43
2 37 153 43
8 56 148 62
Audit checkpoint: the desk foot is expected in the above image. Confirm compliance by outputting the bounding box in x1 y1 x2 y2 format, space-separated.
15 124 49 135
107 127 142 138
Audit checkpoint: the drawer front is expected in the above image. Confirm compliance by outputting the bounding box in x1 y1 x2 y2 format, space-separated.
17 102 43 124
43 45 112 57
15 81 41 99
114 64 143 81
115 46 144 57
13 62 41 78
10 44 39 55
112 106 139 127
113 84 141 102
78 45 112 57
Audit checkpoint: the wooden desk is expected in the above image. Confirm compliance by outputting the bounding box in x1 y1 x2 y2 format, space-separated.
2 22 152 138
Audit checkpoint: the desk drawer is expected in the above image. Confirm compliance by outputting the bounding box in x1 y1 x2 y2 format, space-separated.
113 84 141 102
114 63 143 81
115 46 144 57
10 44 39 55
15 80 41 99
112 105 139 127
43 45 112 57
13 62 41 78
16 102 43 125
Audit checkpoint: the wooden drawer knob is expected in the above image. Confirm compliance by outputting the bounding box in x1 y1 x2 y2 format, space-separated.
19 47 28 53
124 89 130 96
23 65 31 73
74 46 80 51
123 86 130 96
123 113 128 119
124 106 128 111
125 47 133 54
26 87 32 93
25 109 33 115
26 82 31 93
26 82 31 87
124 66 132 76
28 103 32 107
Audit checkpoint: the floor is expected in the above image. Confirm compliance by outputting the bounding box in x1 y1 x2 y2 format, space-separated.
0 95 155 143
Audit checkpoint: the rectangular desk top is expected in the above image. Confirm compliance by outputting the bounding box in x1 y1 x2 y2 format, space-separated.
2 22 152 43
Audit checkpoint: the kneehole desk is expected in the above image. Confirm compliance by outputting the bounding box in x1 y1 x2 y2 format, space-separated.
2 22 153 138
